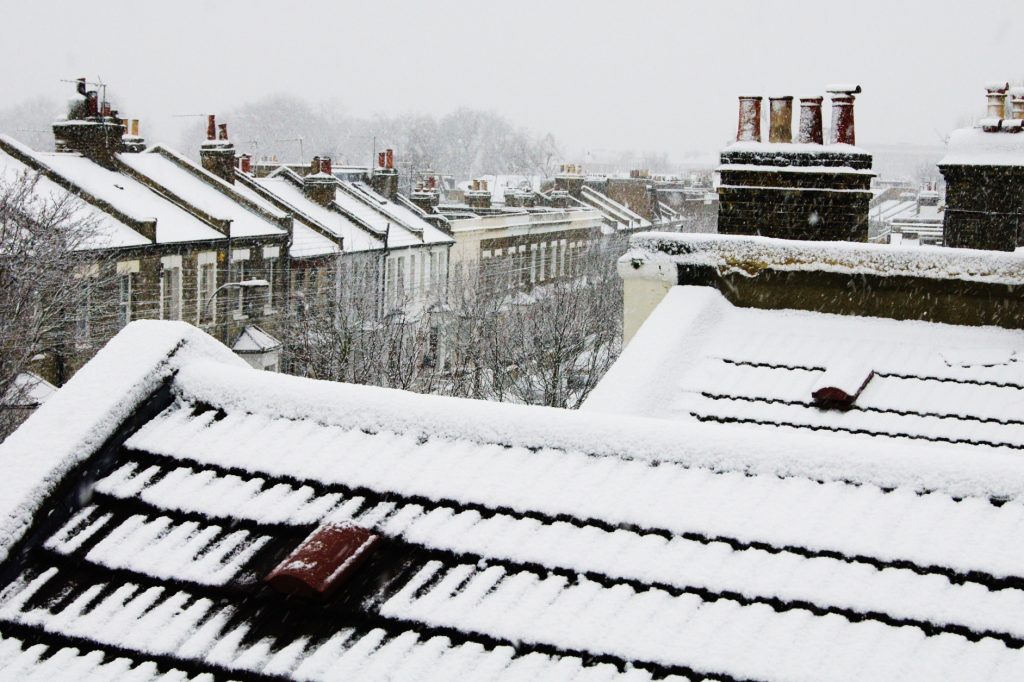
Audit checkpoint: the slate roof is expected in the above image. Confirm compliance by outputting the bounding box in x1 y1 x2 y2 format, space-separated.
2 321 1024 681
584 286 1024 453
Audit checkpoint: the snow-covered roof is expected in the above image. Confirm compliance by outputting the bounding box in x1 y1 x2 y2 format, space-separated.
585 286 1024 455
2 373 57 408
119 148 286 239
0 138 150 249
231 325 282 354
347 181 453 248
26 151 224 244
251 172 381 253
940 127 1024 167
3 321 1024 680
578 185 652 231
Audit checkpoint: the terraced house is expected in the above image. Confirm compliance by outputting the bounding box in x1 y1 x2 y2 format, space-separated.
0 86 454 385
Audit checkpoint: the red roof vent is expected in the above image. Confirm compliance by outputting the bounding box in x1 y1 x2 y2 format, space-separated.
812 361 874 410
265 523 380 597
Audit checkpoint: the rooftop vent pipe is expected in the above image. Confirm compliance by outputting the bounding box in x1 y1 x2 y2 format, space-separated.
768 96 793 143
736 96 763 142
797 97 824 144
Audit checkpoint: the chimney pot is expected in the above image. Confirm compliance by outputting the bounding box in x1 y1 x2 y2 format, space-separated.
986 82 1010 119
768 96 794 143
218 123 228 141
130 119 139 136
377 151 385 168
736 96 763 142
797 96 824 144
240 154 252 174
321 157 332 175
828 94 857 145
385 148 394 169
207 115 216 141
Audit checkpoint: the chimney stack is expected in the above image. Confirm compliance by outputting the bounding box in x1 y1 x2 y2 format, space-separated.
768 96 794 143
200 114 236 184
797 97 824 144
370 149 399 200
736 96 763 142
52 82 126 167
986 82 1010 119
826 84 862 146
303 156 336 206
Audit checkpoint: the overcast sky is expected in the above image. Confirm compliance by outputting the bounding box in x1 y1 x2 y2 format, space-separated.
4 0 1020 159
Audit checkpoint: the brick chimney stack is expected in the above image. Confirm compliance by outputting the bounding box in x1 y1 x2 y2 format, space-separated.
52 79 126 168
465 178 492 210
768 96 793 144
553 163 586 198
370 147 399 200
736 96 763 142
410 176 441 213
797 97 824 144
303 156 337 206
200 115 237 184
826 85 862 146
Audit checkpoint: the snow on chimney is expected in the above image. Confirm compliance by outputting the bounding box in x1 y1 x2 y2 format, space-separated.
986 82 1009 119
797 96 824 144
768 96 793 143
826 84 862 146
736 96 763 142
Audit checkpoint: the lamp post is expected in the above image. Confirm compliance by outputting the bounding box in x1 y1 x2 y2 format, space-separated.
203 279 270 318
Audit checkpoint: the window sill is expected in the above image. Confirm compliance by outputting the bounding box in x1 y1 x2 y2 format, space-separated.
233 313 249 322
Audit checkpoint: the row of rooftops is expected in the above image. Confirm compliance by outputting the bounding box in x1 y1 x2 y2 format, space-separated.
1 96 454 258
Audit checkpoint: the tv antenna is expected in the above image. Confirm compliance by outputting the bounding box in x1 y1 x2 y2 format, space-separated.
61 76 108 109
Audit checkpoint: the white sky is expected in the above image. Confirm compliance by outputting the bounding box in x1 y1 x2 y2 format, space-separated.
4 0 1020 157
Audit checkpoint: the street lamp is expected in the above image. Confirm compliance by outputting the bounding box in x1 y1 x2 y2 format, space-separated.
203 279 269 316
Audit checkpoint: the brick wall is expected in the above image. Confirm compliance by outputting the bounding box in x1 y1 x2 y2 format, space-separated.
939 164 1024 252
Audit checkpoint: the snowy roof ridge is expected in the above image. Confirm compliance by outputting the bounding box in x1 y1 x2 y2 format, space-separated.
171 352 1024 502
0 321 245 565
623 232 1024 286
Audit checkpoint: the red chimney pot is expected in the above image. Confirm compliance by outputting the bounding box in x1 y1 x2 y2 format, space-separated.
385 148 394 170
320 157 332 175
218 123 228 141
206 115 216 141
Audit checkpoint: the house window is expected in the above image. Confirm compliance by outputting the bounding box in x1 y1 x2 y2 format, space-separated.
116 260 139 327
549 240 558 278
74 264 99 342
160 256 183 321
232 249 250 318
263 246 280 313
530 244 538 284
118 274 132 327
539 243 547 281
197 252 217 326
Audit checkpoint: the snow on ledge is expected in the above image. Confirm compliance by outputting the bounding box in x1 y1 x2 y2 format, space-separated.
619 232 1024 286
0 321 245 564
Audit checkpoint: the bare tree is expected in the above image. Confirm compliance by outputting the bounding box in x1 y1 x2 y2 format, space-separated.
0 171 116 441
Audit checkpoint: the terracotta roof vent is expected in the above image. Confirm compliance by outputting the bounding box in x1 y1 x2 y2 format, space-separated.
265 522 380 597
